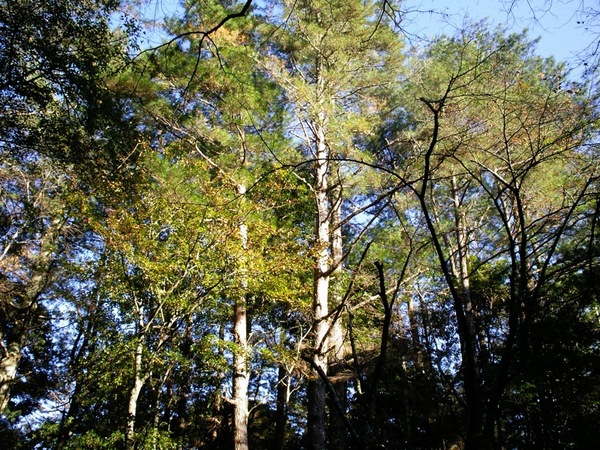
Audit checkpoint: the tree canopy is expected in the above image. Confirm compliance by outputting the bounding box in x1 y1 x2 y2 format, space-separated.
1 1 599 449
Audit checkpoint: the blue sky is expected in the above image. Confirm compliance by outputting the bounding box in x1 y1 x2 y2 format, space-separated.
403 0 595 73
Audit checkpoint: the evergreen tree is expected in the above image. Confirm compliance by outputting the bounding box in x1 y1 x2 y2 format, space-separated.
264 1 404 446
0 0 139 434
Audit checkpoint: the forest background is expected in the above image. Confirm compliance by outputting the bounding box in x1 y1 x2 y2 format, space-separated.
1 0 600 449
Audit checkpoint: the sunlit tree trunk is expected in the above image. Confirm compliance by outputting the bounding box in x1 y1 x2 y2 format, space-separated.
308 85 331 449
233 183 249 450
0 339 24 414
126 308 151 450
265 2 404 446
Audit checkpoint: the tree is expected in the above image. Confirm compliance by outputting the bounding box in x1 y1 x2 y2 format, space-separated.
0 156 68 416
97 155 229 449
263 0 404 447
2 2 599 448
117 2 310 448
377 24 599 448
0 0 139 422
0 0 137 172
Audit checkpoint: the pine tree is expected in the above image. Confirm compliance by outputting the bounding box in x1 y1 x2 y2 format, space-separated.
264 0 404 447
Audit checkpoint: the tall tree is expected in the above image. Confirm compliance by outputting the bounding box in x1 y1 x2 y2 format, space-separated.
0 0 138 421
3 2 599 448
264 0 404 447
99 155 227 449
0 156 69 415
122 1 304 448
379 25 599 448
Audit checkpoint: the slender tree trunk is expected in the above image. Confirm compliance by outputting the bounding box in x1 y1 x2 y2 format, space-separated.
0 339 24 414
360 262 396 450
419 100 483 449
328 184 347 450
274 362 290 450
233 183 249 450
308 102 330 450
126 327 149 450
233 293 249 450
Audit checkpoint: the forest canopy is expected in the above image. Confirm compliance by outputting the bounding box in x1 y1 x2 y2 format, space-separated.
1 1 599 449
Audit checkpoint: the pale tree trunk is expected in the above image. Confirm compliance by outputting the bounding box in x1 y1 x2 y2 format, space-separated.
0 340 24 414
192 127 250 449
308 101 331 450
233 183 249 450
126 308 151 450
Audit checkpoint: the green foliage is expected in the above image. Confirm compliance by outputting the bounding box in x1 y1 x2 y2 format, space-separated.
372 21 600 449
0 0 139 180
2 2 600 449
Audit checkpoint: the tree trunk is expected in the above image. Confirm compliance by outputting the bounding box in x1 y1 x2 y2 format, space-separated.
233 295 249 450
274 363 290 450
418 102 485 449
308 102 330 450
233 183 249 450
451 175 483 448
0 340 23 414
328 185 347 450
126 331 149 450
